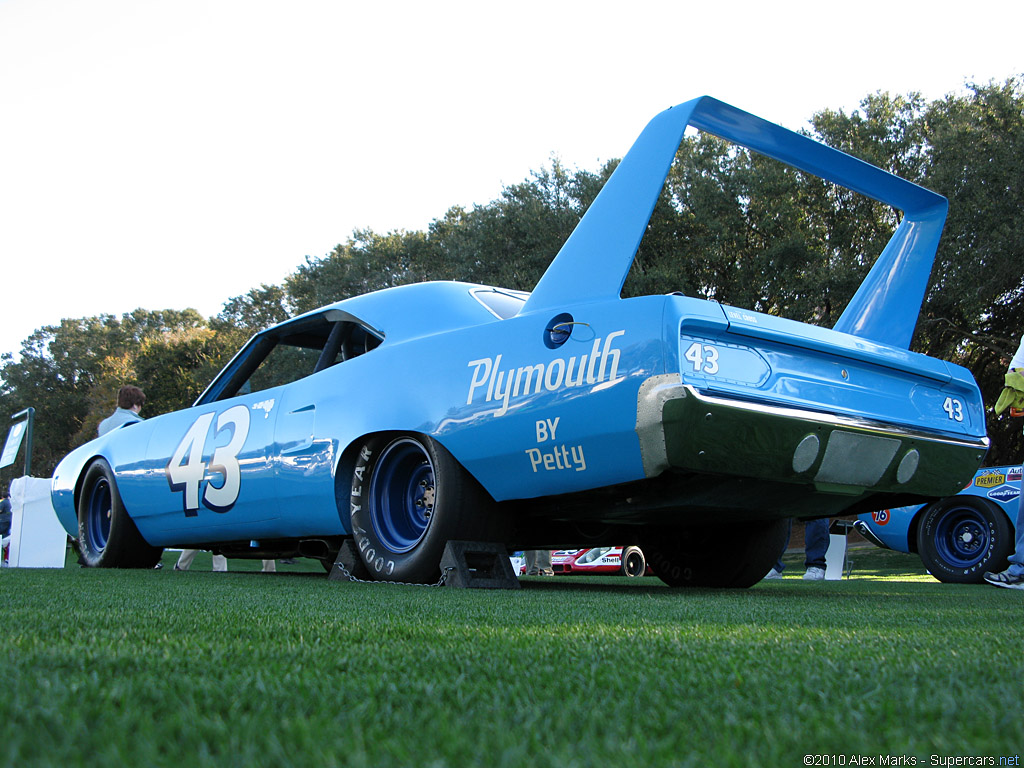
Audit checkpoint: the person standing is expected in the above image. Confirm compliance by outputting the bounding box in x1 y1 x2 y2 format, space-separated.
1 489 12 566
524 550 554 576
984 334 1024 590
174 549 228 572
764 518 830 581
174 549 276 573
97 385 146 436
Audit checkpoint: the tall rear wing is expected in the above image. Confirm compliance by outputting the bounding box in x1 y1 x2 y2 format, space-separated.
521 96 947 350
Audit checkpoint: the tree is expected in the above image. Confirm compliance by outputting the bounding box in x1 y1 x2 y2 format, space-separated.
1 308 219 478
284 236 423 315
920 78 1024 463
213 284 291 334
423 160 601 290
284 159 602 311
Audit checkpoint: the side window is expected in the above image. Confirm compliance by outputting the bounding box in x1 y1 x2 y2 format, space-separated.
244 344 322 394
208 317 382 403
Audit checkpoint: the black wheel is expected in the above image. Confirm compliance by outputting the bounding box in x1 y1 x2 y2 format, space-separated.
77 459 162 568
620 545 646 577
638 518 789 588
349 434 498 583
916 496 1013 583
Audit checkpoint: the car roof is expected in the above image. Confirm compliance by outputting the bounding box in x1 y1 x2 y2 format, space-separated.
283 281 526 344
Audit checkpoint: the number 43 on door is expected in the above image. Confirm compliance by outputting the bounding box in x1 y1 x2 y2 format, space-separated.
166 405 251 516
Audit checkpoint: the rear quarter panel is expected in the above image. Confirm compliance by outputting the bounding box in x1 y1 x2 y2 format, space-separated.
355 294 669 502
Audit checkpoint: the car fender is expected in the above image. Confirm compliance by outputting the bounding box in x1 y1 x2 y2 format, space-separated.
857 465 1020 554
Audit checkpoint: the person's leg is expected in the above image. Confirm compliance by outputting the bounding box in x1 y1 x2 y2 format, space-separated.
212 554 228 572
536 549 553 576
984 482 1024 588
1004 486 1024 577
778 519 794 573
525 550 552 575
175 549 197 571
262 560 277 572
803 519 829 570
764 519 793 579
524 550 539 575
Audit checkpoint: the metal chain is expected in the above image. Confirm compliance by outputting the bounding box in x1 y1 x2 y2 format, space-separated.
331 559 455 588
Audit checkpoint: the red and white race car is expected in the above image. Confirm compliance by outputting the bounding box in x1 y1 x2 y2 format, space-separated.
551 546 649 577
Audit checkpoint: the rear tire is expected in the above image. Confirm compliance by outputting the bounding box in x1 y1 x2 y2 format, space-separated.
620 546 646 577
77 459 162 568
349 434 500 583
916 496 1013 583
639 518 789 588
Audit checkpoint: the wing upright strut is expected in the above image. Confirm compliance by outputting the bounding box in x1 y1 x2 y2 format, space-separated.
520 96 947 350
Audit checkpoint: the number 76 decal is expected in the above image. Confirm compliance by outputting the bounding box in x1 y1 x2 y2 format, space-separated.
166 405 251 516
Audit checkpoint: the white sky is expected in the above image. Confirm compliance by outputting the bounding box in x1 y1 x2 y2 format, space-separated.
1 0 1021 360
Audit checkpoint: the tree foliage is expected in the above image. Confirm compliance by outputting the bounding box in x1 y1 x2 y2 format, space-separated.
919 80 1024 462
1 309 235 482
3 78 1022 483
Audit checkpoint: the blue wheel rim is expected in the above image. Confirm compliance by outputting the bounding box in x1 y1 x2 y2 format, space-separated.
368 439 435 554
85 477 112 552
933 504 989 568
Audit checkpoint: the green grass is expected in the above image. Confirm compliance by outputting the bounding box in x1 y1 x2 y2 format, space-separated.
2 547 1021 768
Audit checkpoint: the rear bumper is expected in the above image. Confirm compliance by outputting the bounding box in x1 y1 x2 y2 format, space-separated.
636 375 988 499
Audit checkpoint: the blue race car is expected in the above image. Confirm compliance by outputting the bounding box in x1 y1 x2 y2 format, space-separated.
854 466 1019 583
51 96 990 588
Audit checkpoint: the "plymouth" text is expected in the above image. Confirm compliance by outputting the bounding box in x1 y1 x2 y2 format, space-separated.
466 331 626 417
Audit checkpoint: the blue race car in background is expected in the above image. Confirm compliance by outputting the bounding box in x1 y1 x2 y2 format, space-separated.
51 96 989 589
855 466 1018 583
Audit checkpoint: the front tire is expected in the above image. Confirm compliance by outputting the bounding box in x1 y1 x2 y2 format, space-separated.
349 434 498 583
916 496 1013 583
77 459 162 568
639 518 789 588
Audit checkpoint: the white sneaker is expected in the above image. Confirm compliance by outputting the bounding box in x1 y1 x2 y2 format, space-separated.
803 566 826 581
763 568 783 580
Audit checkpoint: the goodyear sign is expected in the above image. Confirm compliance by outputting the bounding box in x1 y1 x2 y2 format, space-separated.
988 485 1020 503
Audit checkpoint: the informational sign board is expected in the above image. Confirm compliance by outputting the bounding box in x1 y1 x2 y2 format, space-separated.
0 420 27 469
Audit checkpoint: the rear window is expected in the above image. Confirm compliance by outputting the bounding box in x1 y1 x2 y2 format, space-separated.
472 288 529 319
